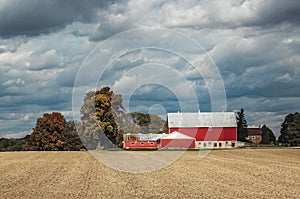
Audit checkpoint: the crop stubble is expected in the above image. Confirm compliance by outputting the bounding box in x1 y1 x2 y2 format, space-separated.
0 149 299 198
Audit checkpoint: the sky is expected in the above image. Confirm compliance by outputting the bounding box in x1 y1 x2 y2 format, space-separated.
0 0 300 138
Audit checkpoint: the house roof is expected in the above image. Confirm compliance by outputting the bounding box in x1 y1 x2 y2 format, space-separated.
167 112 237 128
139 133 168 141
247 128 262 136
161 131 195 140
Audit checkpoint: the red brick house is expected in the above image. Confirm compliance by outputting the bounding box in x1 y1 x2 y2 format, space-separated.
247 128 262 144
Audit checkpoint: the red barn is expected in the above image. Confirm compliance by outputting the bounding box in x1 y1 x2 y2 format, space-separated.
160 131 195 149
167 112 237 148
123 133 166 149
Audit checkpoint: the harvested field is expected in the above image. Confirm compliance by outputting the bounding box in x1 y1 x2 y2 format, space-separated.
1 149 299 198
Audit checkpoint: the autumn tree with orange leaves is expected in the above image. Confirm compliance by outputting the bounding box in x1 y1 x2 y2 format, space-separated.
30 112 84 150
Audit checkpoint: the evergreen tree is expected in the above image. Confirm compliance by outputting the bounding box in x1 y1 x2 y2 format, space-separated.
236 108 248 141
279 112 300 146
261 125 276 144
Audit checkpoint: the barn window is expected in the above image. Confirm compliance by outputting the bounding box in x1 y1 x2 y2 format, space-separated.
225 141 228 144
231 142 235 147
198 142 201 145
131 142 135 145
150 142 153 145
219 143 222 147
203 143 207 147
140 142 144 145
214 143 217 147
208 142 212 145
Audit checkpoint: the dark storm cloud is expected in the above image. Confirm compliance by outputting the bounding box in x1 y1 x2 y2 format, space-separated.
90 20 130 41
1 0 299 138
0 0 118 37
223 55 300 99
0 90 70 108
162 0 300 30
256 0 300 26
130 84 178 102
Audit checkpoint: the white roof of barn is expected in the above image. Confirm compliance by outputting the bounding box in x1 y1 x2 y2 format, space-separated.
167 112 237 128
139 133 168 141
161 131 195 140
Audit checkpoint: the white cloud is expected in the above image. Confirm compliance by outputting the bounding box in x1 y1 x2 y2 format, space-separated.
1 130 31 138
3 78 24 86
274 73 293 82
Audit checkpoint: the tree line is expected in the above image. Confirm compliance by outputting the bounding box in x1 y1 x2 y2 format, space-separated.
1 88 300 151
236 108 300 146
0 113 85 151
0 86 166 151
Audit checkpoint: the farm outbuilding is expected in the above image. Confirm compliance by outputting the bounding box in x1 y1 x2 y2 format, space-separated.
167 112 237 148
247 128 262 144
123 133 167 149
123 140 158 149
160 131 195 149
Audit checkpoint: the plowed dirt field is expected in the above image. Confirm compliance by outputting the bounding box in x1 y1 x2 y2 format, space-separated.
1 149 299 198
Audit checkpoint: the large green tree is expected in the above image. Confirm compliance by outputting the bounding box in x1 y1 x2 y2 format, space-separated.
148 114 166 134
117 112 165 134
261 125 276 144
62 120 85 150
236 108 248 142
279 112 300 146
